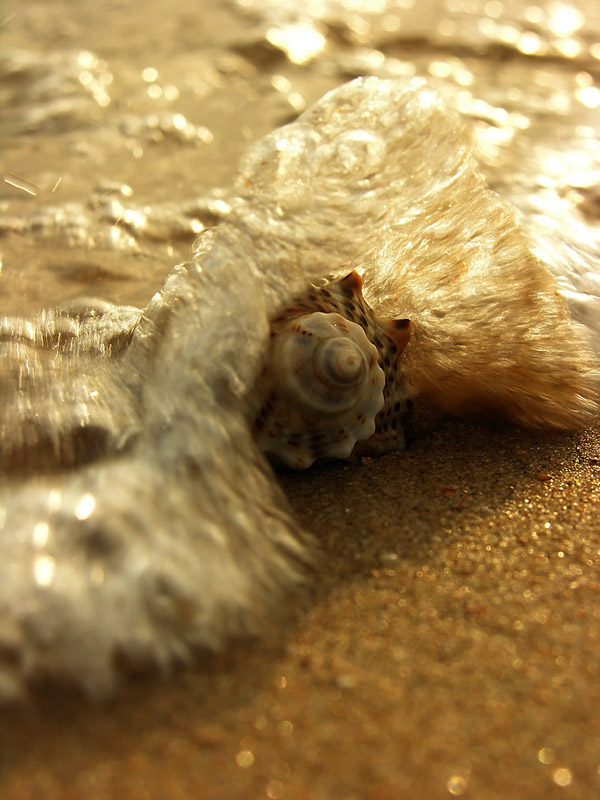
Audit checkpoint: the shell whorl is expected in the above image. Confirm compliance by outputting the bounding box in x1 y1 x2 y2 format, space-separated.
271 311 382 418
254 272 414 469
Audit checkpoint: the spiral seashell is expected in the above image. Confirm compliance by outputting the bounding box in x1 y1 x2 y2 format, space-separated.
271 311 380 414
253 271 413 469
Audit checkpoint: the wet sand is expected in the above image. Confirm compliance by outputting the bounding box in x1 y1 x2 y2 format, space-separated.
0 421 599 799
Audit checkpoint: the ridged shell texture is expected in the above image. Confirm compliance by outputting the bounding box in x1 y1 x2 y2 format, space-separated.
253 272 413 468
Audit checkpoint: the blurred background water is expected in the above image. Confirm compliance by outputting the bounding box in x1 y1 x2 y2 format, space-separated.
2 0 599 317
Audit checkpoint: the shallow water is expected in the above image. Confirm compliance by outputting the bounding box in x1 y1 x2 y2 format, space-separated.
1 1 600 798
3 1 600 316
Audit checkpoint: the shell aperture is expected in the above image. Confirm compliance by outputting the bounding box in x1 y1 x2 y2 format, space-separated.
253 271 413 469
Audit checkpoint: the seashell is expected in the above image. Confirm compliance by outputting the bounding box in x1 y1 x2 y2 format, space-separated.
253 271 413 468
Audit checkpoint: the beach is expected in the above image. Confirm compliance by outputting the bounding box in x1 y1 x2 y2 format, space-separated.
1 421 599 799
1 0 599 796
